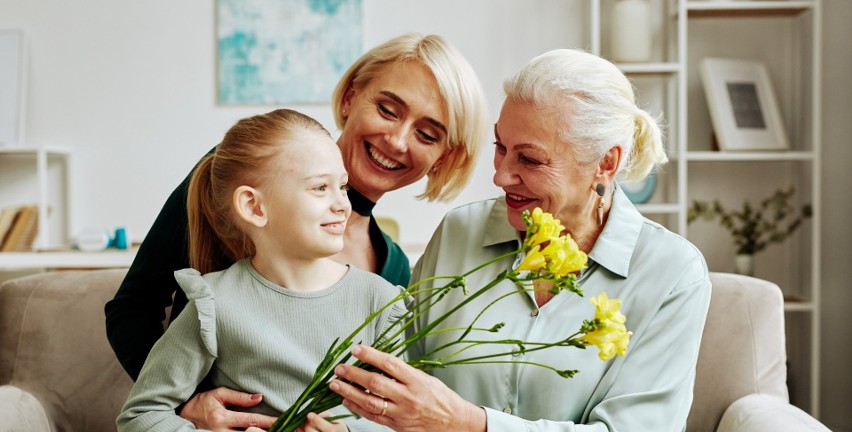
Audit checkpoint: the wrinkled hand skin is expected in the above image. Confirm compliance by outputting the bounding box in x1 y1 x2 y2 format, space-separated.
328 345 487 432
179 387 277 431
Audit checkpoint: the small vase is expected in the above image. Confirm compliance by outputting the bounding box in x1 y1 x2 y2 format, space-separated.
610 0 652 63
734 254 755 276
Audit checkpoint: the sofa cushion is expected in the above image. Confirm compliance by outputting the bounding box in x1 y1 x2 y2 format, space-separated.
717 394 831 432
687 272 789 432
0 385 53 432
0 269 132 432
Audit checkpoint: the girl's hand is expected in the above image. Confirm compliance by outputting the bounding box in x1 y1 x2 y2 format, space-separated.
297 411 349 432
179 387 277 431
328 345 486 432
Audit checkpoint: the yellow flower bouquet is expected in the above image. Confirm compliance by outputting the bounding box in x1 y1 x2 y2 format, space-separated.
270 208 631 432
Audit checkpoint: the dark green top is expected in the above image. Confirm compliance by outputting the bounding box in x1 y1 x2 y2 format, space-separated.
104 148 410 381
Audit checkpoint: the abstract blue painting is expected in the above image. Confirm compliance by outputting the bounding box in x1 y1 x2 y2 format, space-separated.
217 0 363 105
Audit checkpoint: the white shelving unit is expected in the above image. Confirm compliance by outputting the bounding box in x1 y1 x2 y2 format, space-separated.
0 147 138 270
0 147 72 249
589 0 821 416
681 0 821 416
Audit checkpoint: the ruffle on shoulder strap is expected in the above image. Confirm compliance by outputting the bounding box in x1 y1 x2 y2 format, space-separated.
174 268 217 356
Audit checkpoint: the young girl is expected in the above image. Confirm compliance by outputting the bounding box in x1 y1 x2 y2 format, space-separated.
117 109 404 432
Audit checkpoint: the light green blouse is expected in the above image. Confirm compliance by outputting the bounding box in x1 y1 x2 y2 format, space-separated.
409 188 711 432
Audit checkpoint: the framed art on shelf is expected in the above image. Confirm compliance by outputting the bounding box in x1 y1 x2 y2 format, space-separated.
699 57 788 152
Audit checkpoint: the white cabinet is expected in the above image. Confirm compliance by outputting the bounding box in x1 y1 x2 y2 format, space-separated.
589 0 821 416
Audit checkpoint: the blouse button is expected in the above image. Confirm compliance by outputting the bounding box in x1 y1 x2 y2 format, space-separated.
503 407 512 414
531 309 539 317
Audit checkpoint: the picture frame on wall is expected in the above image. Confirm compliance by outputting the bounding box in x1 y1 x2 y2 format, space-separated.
216 0 363 105
0 29 26 147
699 57 788 151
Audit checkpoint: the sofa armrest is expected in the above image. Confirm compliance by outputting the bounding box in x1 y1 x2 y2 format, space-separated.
717 394 830 432
0 384 54 432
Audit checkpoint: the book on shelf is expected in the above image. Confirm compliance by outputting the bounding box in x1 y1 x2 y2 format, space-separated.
0 205 39 252
0 206 20 248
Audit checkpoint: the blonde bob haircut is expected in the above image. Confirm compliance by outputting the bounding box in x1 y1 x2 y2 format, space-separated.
331 33 488 202
503 49 668 183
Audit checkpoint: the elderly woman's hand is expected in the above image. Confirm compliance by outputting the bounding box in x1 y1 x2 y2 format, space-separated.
329 345 486 432
179 387 277 431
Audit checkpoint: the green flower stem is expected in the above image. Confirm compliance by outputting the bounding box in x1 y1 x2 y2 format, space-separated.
424 283 571 360
424 286 527 359
454 284 539 342
397 271 510 359
373 282 461 354
432 359 578 378
377 251 519 361
418 332 585 370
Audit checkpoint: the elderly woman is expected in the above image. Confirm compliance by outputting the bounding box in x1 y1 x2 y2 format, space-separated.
323 49 712 432
104 33 488 430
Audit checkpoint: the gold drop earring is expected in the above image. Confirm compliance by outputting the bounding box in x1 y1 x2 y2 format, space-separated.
595 183 606 225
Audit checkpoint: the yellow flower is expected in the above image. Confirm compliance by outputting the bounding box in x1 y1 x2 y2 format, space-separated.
590 292 626 324
541 235 588 276
580 293 631 361
517 244 547 272
526 208 566 248
519 208 587 279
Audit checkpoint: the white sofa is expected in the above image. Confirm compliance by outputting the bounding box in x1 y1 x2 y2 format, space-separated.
687 272 829 432
0 270 831 431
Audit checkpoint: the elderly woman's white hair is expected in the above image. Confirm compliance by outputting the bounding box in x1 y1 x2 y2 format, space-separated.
503 49 668 182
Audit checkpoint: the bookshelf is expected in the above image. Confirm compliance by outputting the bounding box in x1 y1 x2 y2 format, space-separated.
589 0 821 415
0 147 71 250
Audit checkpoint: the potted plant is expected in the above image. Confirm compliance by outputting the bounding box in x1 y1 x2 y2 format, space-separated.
687 187 812 276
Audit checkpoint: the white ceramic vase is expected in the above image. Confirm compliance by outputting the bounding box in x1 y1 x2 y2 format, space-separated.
611 0 652 63
734 254 755 276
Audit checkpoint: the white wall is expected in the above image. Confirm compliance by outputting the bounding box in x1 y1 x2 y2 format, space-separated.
0 0 586 249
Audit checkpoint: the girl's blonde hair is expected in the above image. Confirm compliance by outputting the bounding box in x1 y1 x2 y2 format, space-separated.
331 33 488 201
503 48 668 182
187 109 331 274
